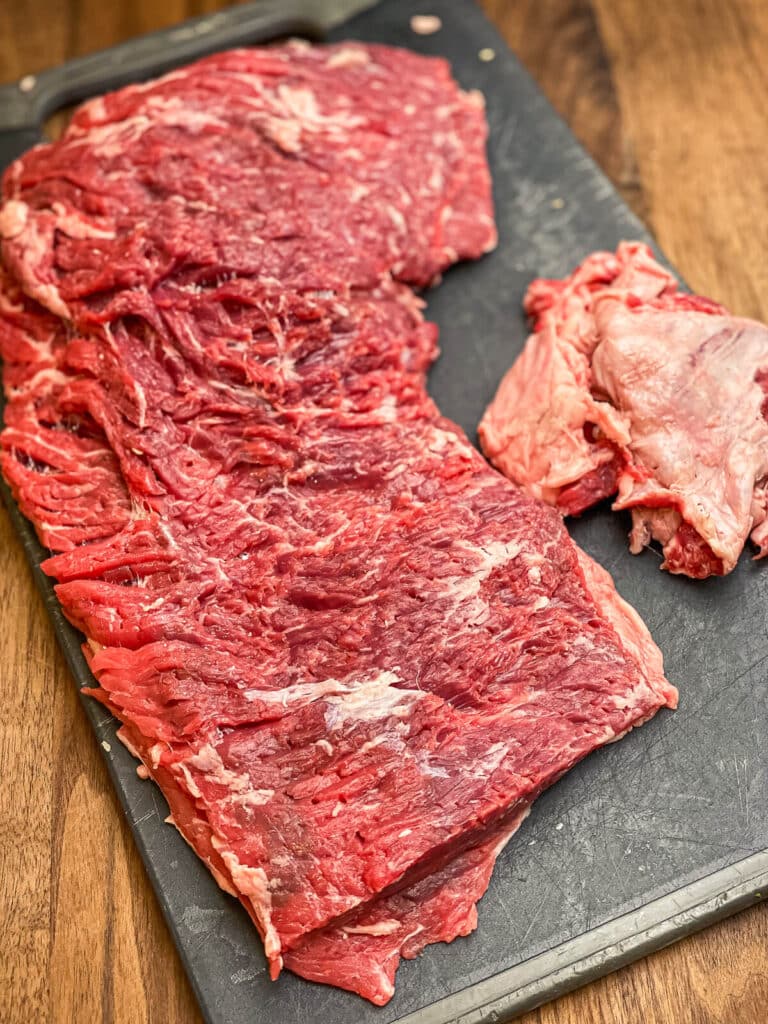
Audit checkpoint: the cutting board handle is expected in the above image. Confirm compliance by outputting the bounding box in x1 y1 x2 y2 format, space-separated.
0 0 361 133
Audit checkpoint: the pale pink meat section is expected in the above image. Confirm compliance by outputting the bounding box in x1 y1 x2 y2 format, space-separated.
481 242 768 577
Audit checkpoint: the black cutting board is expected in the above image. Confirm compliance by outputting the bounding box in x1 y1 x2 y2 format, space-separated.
1 2 766 1022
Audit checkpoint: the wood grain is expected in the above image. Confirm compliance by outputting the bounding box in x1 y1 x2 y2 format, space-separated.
0 2 766 1022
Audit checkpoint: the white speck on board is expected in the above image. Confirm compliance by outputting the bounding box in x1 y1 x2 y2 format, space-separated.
410 14 442 35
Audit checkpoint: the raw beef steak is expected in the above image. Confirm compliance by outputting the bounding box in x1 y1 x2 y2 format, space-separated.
0 45 675 1003
480 242 768 577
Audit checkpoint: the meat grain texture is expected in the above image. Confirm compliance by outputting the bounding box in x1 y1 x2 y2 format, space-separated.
0 45 676 1004
480 243 768 578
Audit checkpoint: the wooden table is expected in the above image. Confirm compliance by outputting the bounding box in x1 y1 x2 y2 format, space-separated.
1 1 766 1021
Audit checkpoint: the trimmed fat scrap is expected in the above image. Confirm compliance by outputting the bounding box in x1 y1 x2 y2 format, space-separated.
0 42 675 1005
480 241 768 578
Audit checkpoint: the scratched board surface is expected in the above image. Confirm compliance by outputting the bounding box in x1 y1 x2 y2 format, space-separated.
1 1 766 1023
